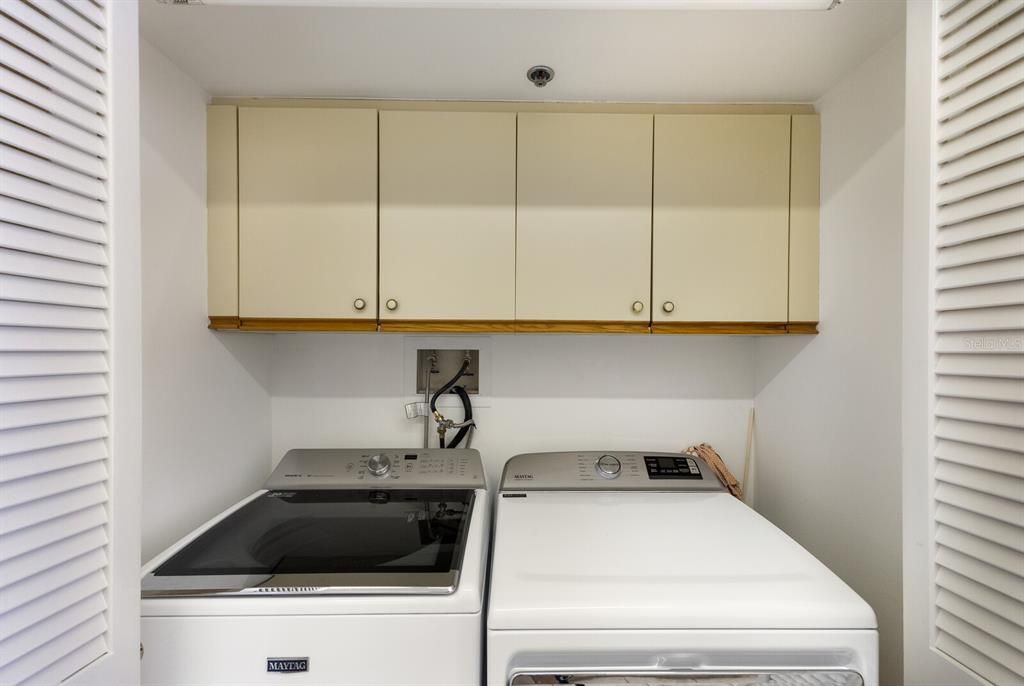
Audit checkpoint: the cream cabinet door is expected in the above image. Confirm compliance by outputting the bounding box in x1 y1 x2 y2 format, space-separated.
517 113 654 324
207 105 238 320
789 114 821 324
238 107 377 320
653 114 790 323
379 110 516 322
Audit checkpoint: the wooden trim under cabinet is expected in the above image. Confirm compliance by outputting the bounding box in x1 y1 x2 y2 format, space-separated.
210 317 818 334
380 319 517 333
209 317 377 332
208 316 240 330
655 321 806 333
515 320 651 334
785 321 820 334
241 318 378 332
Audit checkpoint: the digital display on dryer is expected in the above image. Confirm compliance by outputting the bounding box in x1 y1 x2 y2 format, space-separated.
644 455 702 480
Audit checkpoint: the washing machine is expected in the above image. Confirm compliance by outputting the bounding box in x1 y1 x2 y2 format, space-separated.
141 448 488 685
487 451 878 686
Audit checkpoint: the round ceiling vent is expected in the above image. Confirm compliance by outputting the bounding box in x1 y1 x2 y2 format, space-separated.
527 65 555 88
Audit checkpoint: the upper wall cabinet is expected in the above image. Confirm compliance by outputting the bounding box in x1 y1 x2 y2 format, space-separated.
652 114 791 331
238 107 377 326
207 103 820 335
516 113 654 331
379 111 516 330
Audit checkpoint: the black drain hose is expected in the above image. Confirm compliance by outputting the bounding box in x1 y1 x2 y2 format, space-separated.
430 359 473 449
429 359 469 415
446 385 473 449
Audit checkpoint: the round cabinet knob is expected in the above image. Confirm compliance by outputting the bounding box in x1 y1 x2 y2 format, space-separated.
662 301 675 313
367 453 392 477
631 300 644 314
595 454 622 479
385 299 399 311
353 298 366 311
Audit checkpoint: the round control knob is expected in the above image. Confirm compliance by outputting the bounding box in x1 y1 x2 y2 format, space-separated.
662 301 675 313
595 454 622 478
386 299 399 311
367 453 392 477
353 298 366 311
631 300 644 314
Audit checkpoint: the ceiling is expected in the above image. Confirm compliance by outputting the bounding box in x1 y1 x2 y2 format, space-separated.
140 0 905 103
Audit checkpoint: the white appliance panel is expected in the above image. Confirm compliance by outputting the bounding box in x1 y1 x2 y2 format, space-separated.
499 450 725 491
488 490 876 631
486 628 879 686
142 612 481 685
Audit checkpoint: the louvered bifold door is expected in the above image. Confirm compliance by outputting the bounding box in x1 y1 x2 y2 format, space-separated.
0 0 112 683
934 2 1024 685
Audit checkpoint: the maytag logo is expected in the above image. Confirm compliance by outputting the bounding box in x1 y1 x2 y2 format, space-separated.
267 657 309 673
512 473 534 480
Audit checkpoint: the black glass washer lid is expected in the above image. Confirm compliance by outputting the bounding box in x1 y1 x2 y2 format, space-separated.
143 489 475 598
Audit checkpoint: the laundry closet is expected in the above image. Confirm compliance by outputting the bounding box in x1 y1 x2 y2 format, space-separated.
133 2 1020 685
0 1 1018 685
139 0 907 673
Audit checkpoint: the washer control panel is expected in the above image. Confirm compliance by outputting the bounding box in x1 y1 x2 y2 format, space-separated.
265 448 485 490
500 451 725 492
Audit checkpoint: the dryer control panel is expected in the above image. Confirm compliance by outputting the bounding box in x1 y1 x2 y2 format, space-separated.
500 451 726 492
265 448 486 490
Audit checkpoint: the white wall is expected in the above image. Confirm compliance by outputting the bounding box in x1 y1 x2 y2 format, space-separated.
270 334 757 488
140 41 272 562
753 34 906 686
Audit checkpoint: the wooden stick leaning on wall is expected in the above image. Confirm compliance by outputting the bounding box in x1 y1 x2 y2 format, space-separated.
685 443 743 499
742 408 755 506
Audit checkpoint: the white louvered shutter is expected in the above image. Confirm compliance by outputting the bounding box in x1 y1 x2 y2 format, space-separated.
934 1 1024 685
0 0 114 683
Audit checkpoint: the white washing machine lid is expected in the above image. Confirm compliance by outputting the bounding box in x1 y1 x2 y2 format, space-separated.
487 491 877 631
